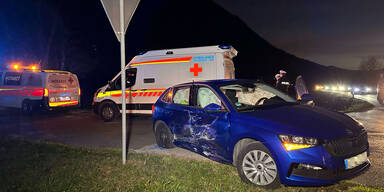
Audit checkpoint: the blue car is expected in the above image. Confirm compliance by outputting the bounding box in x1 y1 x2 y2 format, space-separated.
152 79 370 188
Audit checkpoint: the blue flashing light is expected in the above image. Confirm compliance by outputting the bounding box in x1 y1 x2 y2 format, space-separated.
138 51 147 55
219 45 232 49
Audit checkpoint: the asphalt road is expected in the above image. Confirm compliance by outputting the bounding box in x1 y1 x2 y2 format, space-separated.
0 109 155 150
348 94 384 188
0 95 383 188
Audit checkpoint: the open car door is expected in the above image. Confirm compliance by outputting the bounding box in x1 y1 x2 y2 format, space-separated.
295 75 309 100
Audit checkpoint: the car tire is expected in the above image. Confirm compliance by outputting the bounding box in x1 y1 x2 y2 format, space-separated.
155 122 175 148
21 100 33 115
236 142 280 189
99 101 118 122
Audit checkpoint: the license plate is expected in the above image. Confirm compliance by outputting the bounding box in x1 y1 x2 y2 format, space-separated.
59 97 70 101
345 151 368 169
60 92 71 97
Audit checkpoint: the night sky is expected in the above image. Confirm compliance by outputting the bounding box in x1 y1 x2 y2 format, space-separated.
215 0 384 69
1 0 383 71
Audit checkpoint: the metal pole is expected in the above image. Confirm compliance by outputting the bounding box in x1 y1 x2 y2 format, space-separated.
120 0 127 165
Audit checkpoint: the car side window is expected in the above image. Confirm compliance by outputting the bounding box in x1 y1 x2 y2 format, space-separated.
160 88 172 103
173 87 190 105
197 87 222 108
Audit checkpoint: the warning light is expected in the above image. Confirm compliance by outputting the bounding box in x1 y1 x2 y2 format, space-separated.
44 88 49 97
31 66 37 70
13 64 19 70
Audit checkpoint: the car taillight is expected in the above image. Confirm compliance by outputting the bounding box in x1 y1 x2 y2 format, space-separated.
44 88 49 97
152 104 155 114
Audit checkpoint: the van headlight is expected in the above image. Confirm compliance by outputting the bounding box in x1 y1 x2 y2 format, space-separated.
278 135 318 151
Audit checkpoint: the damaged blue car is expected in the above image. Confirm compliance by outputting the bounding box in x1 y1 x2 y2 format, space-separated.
152 79 370 188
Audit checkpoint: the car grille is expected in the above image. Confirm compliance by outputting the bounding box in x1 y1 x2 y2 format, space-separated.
323 131 369 158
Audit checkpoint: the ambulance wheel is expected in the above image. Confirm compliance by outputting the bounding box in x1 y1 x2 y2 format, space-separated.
99 101 118 122
155 121 175 148
21 100 33 114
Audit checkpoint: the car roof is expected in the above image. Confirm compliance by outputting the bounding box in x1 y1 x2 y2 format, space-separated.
172 79 259 88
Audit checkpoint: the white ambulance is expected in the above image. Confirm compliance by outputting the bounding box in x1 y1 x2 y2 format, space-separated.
93 45 237 121
0 65 81 113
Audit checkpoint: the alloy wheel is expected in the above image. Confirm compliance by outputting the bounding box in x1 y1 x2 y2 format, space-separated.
242 150 277 186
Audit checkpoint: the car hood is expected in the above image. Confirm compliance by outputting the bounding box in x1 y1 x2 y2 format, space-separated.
243 104 364 139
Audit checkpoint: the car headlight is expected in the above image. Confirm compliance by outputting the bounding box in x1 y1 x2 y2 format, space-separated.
278 134 318 151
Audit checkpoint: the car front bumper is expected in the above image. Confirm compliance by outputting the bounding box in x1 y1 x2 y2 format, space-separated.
274 144 370 186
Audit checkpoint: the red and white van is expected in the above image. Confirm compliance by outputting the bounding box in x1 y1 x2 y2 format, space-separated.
0 66 81 113
93 45 237 121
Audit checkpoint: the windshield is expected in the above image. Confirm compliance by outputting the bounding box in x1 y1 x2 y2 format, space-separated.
220 83 296 112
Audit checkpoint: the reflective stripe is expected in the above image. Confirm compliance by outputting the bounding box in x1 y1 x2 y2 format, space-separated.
0 86 44 97
96 89 166 98
49 100 79 107
130 57 192 66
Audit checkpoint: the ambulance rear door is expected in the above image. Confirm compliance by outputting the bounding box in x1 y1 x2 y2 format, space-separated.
46 72 80 107
218 49 236 79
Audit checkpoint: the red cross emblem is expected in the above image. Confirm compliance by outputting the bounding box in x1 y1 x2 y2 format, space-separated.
190 63 202 76
68 77 74 85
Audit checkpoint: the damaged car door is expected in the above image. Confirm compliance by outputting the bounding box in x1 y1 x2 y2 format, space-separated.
170 86 194 143
188 86 230 161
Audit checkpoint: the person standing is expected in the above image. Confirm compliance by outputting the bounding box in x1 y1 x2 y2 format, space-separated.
275 70 290 93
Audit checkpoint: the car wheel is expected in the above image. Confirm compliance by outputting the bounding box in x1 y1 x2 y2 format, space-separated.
99 101 118 122
21 100 33 114
236 142 280 189
155 122 175 148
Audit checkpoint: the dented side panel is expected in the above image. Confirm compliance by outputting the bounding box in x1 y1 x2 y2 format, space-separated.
188 107 231 163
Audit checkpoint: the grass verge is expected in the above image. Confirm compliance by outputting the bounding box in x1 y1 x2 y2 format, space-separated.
312 92 374 113
0 136 382 192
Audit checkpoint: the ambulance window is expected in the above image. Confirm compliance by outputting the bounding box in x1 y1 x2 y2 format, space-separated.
173 87 190 105
111 68 136 90
126 68 137 88
113 76 121 90
4 72 22 86
144 78 155 84
22 73 42 86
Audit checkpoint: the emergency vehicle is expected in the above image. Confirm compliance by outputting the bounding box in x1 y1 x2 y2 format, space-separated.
0 64 81 113
93 45 237 121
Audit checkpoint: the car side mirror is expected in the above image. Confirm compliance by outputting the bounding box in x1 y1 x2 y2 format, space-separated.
204 103 224 113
